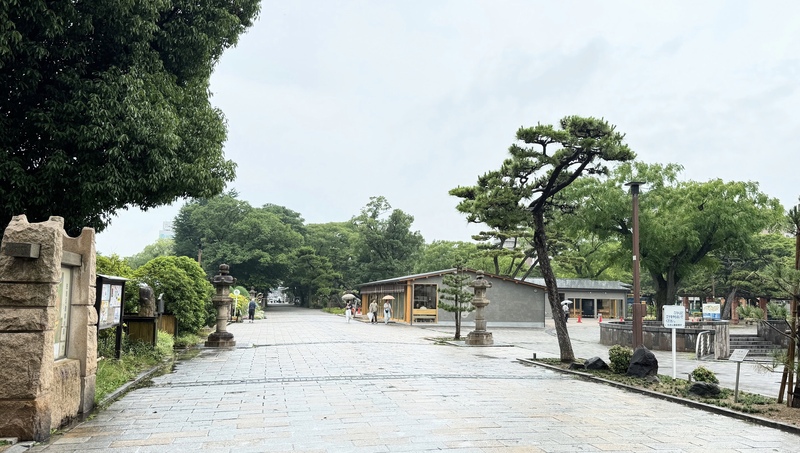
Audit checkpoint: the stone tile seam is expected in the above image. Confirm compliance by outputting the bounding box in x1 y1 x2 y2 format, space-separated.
149 372 558 389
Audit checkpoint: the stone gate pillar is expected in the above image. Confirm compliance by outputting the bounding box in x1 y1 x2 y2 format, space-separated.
0 215 96 441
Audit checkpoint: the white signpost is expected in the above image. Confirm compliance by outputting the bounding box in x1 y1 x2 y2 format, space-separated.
729 349 749 403
663 305 686 379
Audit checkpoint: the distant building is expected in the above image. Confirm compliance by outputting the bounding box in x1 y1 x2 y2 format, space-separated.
158 221 174 240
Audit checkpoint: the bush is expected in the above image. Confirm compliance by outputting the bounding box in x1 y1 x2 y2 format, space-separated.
608 345 633 374
767 302 788 320
691 366 719 383
737 305 764 322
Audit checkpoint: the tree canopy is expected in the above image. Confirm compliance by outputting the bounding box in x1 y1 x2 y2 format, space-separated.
567 162 784 318
172 193 303 290
350 196 424 283
0 0 260 235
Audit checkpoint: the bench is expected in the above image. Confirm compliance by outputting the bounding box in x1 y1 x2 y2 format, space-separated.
413 309 437 323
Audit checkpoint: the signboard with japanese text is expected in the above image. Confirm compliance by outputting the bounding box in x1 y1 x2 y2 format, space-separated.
663 305 685 328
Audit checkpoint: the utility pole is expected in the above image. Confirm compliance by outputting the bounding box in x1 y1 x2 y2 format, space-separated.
626 181 645 349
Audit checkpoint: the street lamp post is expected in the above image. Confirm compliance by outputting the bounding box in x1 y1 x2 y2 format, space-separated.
626 181 645 349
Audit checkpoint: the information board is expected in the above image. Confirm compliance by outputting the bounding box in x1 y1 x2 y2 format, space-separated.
662 305 686 328
702 303 721 320
96 276 126 330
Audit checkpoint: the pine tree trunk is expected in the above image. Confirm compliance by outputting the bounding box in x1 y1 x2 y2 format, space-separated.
532 210 574 362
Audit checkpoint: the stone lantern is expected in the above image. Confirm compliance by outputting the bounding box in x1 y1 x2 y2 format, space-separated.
465 270 493 346
205 264 237 347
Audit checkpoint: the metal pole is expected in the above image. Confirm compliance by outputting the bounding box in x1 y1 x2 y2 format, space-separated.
627 181 645 349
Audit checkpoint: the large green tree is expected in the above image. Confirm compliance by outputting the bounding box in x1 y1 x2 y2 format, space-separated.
452 116 635 362
0 1 259 235
351 196 424 283
283 247 341 308
304 222 359 289
569 162 784 319
125 238 175 269
173 193 303 289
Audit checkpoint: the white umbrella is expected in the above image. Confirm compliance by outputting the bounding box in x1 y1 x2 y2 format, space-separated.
382 295 395 301
561 300 573 306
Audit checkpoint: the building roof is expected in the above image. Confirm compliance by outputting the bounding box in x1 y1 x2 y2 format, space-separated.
526 278 631 292
358 268 547 290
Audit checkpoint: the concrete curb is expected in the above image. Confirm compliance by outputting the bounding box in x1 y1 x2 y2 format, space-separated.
519 358 800 436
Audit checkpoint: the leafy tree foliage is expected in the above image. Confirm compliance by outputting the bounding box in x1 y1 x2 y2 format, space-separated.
96 254 134 279
125 238 175 269
304 222 359 289
173 193 303 290
452 116 634 362
97 253 137 313
569 162 784 319
438 269 474 340
284 247 341 308
414 241 479 274
350 196 424 283
132 256 213 334
0 1 259 235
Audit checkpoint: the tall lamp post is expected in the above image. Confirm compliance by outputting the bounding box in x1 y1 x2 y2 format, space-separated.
626 181 645 349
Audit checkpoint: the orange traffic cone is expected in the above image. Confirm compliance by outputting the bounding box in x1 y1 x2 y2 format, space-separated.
577 314 582 323
598 314 603 323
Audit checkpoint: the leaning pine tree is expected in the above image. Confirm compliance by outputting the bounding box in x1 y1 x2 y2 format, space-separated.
439 268 475 340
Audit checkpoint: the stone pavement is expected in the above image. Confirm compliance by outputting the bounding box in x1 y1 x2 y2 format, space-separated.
25 305 799 453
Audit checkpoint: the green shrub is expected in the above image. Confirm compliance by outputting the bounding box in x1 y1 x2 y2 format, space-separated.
767 302 789 321
736 304 764 321
608 345 633 374
691 366 719 383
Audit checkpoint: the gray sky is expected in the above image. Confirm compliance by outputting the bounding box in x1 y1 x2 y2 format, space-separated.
96 0 800 257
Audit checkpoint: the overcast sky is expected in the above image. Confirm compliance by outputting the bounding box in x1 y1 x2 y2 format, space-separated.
96 0 800 257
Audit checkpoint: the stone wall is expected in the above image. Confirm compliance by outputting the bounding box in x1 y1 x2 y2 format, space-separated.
600 320 730 358
0 215 96 441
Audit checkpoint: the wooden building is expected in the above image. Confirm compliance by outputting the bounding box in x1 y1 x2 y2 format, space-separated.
358 269 548 327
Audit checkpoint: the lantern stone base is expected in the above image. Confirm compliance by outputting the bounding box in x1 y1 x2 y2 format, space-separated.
465 331 493 346
205 331 236 348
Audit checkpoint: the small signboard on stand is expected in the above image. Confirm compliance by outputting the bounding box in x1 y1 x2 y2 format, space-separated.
729 349 749 403
663 305 686 379
95 274 128 359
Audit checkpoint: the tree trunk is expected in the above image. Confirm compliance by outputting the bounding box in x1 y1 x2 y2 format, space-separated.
721 288 737 320
454 294 462 340
652 269 679 321
532 210 574 362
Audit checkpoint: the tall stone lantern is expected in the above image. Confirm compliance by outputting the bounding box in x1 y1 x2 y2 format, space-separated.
465 270 493 346
205 264 237 347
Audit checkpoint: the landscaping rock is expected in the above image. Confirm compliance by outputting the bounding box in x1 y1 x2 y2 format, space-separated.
688 381 721 398
627 346 659 378
584 356 610 370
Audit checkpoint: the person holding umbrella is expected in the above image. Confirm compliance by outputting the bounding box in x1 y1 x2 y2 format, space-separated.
561 300 572 323
382 295 394 324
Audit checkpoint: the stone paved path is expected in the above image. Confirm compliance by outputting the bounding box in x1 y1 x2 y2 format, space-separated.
28 305 798 452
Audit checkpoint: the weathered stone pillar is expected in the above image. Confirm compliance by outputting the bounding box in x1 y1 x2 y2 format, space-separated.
465 270 493 346
205 264 236 347
0 215 96 442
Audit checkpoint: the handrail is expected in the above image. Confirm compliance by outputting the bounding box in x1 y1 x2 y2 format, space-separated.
696 330 714 360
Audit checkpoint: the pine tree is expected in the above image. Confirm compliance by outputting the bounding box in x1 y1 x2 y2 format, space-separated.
439 269 474 340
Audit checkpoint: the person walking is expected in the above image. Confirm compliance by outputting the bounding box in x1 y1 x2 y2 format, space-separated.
383 299 392 324
248 299 257 323
369 299 378 324
562 303 569 323
345 301 353 323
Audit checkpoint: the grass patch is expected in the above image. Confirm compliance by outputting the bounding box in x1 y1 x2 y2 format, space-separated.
95 330 174 404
